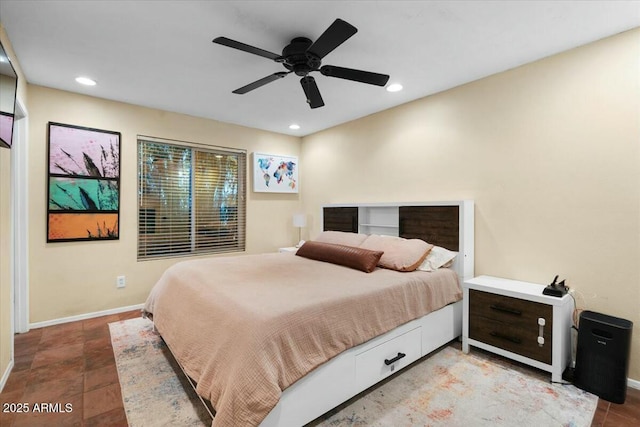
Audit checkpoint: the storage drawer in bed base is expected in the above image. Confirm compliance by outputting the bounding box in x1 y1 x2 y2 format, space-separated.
261 300 463 427
355 327 422 391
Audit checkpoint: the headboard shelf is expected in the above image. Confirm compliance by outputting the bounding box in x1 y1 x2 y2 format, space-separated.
321 201 474 282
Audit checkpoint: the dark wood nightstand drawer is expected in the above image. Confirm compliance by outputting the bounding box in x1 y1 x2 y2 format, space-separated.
469 289 553 364
469 316 552 363
469 290 553 327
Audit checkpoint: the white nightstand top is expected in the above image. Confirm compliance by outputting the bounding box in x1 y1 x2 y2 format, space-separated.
465 275 572 306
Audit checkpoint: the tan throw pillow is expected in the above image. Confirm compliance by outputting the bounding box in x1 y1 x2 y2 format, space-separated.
314 231 369 247
296 241 383 273
360 235 433 272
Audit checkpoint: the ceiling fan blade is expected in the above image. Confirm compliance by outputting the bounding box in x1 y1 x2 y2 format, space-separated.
232 72 288 94
320 65 390 87
300 76 324 109
213 37 281 61
307 19 357 59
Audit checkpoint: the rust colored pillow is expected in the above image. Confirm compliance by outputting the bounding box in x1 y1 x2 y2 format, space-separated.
295 241 383 273
360 235 433 272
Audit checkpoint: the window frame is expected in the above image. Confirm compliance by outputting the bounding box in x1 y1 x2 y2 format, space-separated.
137 136 246 260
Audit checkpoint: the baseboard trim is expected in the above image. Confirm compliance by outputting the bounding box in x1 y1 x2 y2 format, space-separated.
628 378 640 390
0 360 14 393
29 303 144 330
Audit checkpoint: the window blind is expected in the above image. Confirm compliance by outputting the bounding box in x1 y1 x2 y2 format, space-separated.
137 138 246 260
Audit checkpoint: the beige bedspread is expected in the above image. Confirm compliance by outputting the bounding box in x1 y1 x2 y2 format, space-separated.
143 252 462 427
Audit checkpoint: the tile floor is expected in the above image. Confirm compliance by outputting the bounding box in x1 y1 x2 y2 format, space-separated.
592 390 640 427
0 310 139 427
0 309 638 426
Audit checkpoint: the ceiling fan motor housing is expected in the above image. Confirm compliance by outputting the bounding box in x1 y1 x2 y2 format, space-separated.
280 37 321 76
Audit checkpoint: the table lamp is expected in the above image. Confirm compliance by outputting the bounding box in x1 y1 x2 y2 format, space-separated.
293 213 306 245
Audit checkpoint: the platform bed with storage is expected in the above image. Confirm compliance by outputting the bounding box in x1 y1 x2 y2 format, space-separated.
143 201 474 427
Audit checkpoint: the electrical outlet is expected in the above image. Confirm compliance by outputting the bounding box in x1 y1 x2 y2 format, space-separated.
116 276 126 288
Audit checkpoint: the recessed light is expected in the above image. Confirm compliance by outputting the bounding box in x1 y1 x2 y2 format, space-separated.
75 76 97 86
289 124 300 130
386 83 403 92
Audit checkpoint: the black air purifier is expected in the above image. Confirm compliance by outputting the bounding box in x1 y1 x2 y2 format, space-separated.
573 310 633 404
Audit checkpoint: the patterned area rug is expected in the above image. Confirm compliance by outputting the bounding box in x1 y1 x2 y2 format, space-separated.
110 317 597 427
109 317 210 426
310 347 597 427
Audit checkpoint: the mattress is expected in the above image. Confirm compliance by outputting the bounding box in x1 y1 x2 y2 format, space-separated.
143 251 462 427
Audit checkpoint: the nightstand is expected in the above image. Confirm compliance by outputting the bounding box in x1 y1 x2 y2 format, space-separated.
462 275 573 382
278 246 298 253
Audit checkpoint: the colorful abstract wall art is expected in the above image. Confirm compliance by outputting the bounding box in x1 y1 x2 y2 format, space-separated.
252 152 298 193
47 122 121 242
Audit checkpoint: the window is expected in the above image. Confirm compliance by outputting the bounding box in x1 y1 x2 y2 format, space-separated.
137 137 246 260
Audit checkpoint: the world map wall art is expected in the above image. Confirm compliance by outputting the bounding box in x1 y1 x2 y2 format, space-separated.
47 122 121 242
253 152 298 193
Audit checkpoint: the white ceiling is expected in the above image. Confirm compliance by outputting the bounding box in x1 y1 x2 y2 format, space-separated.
1 1 638 136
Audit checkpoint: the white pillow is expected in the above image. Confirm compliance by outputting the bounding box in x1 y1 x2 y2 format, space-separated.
417 246 458 272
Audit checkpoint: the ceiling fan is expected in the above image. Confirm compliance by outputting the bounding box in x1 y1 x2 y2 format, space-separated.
213 18 390 109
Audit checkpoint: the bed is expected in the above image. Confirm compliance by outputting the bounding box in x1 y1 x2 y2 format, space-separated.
143 201 474 427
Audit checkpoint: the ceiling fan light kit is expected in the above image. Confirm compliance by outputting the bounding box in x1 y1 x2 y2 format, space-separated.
213 18 390 109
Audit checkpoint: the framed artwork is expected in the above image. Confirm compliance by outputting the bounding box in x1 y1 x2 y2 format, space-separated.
47 122 121 242
0 112 14 149
252 152 298 193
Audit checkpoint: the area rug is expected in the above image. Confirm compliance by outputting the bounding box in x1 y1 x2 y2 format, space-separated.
310 347 597 427
109 317 210 426
110 317 597 427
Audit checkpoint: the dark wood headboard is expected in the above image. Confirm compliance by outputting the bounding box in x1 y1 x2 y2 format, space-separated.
322 201 474 281
399 206 459 251
322 207 358 233
322 205 459 251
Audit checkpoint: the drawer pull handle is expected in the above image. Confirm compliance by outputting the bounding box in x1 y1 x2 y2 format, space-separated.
490 304 522 316
490 331 522 344
384 352 406 366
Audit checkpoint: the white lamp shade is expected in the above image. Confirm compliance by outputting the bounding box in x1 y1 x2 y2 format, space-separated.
292 214 307 228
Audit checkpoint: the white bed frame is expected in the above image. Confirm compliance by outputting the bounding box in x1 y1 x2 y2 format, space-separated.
259 200 474 427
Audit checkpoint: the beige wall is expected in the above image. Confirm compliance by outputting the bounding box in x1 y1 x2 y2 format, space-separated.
27 86 301 323
0 23 27 387
301 29 640 380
